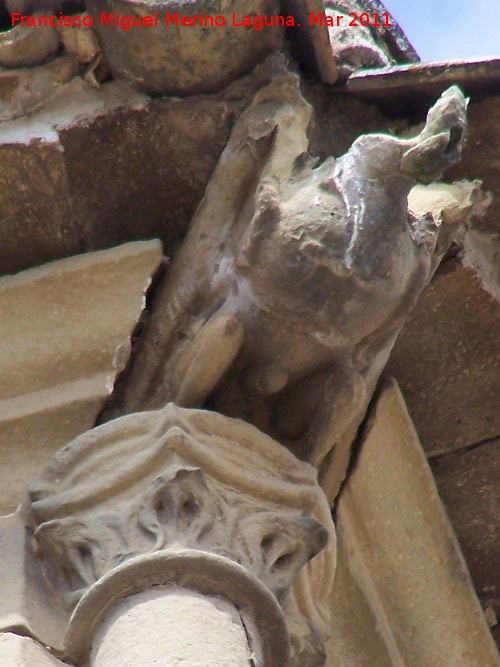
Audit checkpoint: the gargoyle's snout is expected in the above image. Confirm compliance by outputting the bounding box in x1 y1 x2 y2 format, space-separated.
400 85 468 183
421 85 468 157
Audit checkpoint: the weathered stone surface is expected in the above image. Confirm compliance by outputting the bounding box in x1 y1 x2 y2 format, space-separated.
357 0 419 64
407 179 492 275
0 633 66 667
0 241 162 515
0 20 59 68
0 56 76 123
446 95 500 300
104 72 470 503
59 19 101 66
302 81 392 160
0 77 236 276
0 55 401 279
90 587 253 667
0 511 66 651
431 439 500 618
86 0 284 95
324 0 394 81
347 58 500 99
345 60 500 122
3 404 335 666
325 530 396 666
386 259 500 457
447 96 500 237
326 380 500 666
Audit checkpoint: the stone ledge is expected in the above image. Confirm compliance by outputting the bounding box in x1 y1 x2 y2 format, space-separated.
0 240 162 514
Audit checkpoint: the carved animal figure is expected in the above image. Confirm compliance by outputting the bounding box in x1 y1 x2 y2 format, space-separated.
112 72 467 494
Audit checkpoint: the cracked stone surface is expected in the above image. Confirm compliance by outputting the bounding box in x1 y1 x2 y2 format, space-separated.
431 437 500 636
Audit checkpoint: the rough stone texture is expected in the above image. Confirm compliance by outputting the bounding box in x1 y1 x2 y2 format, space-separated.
326 380 500 667
356 0 419 64
90 587 252 667
0 511 67 653
86 0 284 96
0 56 403 279
431 439 500 625
446 95 500 300
282 0 338 84
104 70 471 503
446 96 500 237
324 0 394 81
23 403 335 667
0 21 60 68
0 77 236 276
0 56 76 123
346 59 500 117
0 241 162 515
386 258 500 457
302 81 392 161
0 633 67 667
342 84 500 303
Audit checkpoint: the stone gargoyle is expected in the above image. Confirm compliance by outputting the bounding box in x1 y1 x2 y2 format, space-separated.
108 69 467 499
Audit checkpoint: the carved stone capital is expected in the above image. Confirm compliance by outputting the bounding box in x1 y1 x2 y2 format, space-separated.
27 404 336 666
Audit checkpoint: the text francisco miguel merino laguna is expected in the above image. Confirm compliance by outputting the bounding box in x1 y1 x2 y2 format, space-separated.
11 10 392 30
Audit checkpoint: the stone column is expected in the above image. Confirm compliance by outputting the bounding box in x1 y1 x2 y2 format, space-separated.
90 587 253 667
25 403 336 667
66 551 290 667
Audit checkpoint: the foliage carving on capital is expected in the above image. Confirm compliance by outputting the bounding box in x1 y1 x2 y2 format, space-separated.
27 403 336 667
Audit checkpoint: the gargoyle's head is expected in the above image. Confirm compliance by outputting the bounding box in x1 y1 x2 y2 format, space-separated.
401 85 468 184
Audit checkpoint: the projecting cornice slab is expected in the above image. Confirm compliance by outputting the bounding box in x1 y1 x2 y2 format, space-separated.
0 241 162 514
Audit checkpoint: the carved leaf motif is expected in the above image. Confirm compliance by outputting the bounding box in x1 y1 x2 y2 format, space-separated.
137 465 216 550
27 403 336 665
34 518 101 610
237 512 329 603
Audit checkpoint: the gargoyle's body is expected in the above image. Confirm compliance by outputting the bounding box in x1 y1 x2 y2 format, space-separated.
223 160 433 378
110 74 467 496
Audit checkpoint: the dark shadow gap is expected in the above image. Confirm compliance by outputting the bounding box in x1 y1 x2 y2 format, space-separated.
0 1 12 32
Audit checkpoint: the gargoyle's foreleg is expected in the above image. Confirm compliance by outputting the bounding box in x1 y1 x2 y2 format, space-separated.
306 366 366 470
275 365 366 470
171 314 244 408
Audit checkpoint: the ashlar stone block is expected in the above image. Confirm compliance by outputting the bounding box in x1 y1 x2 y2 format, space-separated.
0 240 162 514
327 380 500 667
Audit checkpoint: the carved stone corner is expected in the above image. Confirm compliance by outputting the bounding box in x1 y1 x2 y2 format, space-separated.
18 404 336 667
